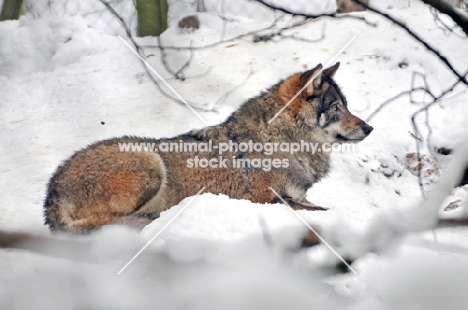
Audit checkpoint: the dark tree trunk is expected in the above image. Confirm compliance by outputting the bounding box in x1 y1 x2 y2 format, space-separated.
0 0 24 21
136 0 169 37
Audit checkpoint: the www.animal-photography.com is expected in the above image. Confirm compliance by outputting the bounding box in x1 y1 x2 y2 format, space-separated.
1 0 468 309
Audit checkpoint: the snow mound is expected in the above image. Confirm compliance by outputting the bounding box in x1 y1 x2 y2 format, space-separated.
141 193 321 246
0 16 106 77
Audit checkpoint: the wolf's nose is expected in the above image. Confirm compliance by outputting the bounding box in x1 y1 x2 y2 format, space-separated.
363 124 373 135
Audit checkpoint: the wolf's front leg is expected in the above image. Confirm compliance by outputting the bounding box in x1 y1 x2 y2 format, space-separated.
284 197 328 211
115 213 160 230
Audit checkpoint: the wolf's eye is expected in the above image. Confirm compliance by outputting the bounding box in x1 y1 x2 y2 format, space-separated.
332 104 339 112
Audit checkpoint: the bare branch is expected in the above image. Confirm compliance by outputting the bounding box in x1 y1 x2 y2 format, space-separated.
98 0 214 112
253 0 376 25
409 75 465 194
421 0 468 36
365 87 432 122
212 69 254 111
352 0 468 85
140 18 323 50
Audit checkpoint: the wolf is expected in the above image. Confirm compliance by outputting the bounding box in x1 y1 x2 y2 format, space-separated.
44 62 373 233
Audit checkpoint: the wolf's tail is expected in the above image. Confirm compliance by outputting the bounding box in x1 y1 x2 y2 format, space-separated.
0 231 34 249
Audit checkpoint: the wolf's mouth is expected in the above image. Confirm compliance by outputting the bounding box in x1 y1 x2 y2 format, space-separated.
336 134 364 142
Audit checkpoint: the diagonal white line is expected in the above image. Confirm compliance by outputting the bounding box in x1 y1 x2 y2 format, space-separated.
118 36 207 124
268 187 357 274
268 36 356 124
117 187 206 275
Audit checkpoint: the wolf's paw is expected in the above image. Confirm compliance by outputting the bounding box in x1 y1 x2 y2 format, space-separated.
290 201 329 211
302 205 329 211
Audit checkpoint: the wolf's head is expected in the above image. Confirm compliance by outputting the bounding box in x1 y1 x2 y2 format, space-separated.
278 63 373 143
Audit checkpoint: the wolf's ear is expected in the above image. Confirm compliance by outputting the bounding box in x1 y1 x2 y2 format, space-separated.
323 62 340 78
302 63 323 97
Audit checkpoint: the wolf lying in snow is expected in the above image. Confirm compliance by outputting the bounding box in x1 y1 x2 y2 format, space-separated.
43 63 373 233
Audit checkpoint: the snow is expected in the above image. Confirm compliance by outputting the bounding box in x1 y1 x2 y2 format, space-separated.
1 0 468 308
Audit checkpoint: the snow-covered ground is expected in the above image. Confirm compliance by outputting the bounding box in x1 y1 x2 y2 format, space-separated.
1 0 468 309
